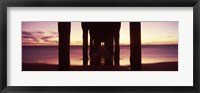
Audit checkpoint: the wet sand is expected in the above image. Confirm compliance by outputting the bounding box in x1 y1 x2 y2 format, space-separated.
22 62 178 71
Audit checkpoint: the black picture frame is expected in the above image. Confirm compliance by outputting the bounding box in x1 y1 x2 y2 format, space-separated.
0 0 199 93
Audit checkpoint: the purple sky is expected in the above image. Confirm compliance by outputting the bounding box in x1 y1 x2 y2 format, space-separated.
22 22 178 46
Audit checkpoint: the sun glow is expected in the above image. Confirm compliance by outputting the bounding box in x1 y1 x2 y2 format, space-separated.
22 22 178 46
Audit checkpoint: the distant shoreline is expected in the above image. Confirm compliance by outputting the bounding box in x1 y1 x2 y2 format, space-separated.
22 61 178 71
22 44 178 47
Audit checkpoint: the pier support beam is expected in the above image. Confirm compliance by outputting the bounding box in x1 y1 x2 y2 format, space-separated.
130 22 142 71
81 22 89 66
114 32 120 66
58 22 71 71
114 23 121 66
89 34 94 65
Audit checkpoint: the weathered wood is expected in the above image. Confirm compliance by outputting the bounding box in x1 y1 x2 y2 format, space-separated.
130 22 141 71
89 33 95 66
81 22 121 67
81 22 89 66
114 23 121 66
58 22 70 71
93 39 101 65
105 38 114 66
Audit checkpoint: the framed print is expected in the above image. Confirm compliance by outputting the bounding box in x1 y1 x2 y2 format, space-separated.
0 0 200 93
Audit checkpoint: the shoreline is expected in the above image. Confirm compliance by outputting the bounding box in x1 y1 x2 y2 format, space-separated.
22 44 178 47
22 62 178 71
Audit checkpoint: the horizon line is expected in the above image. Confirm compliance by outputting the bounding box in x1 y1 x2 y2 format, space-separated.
22 44 178 47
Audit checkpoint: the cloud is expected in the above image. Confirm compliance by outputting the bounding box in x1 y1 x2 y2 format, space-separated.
22 31 40 42
50 32 58 35
167 36 175 38
35 31 44 34
41 36 55 42
41 36 54 39
22 36 35 39
22 31 32 35
71 41 82 45
22 30 58 46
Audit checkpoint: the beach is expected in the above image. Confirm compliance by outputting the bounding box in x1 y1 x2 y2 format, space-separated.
22 62 178 71
22 45 178 71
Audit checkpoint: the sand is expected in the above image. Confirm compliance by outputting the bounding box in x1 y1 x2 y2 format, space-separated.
22 62 178 71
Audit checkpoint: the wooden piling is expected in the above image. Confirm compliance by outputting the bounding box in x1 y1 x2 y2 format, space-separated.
130 22 141 71
114 23 120 66
58 22 71 71
81 22 89 66
89 35 94 66
105 38 114 66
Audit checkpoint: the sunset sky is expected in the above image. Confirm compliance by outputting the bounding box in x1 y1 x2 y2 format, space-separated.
22 22 178 46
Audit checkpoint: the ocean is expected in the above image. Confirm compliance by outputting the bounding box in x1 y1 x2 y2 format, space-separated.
22 45 178 66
